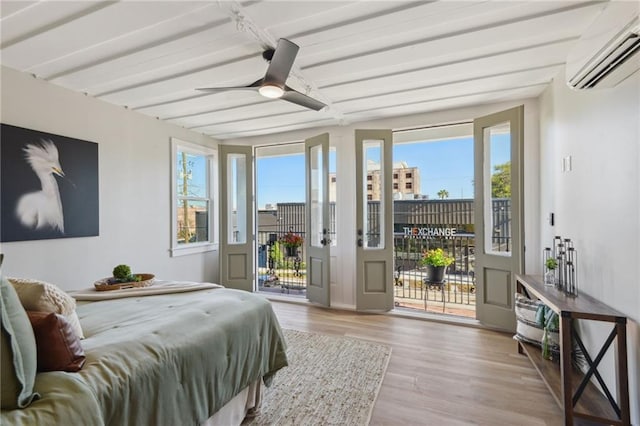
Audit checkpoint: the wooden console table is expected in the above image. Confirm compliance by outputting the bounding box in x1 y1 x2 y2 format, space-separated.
515 274 630 426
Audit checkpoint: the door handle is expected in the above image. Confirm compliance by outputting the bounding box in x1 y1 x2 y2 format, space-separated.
357 238 363 247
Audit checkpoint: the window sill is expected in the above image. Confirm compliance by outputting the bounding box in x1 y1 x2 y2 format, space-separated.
170 243 218 257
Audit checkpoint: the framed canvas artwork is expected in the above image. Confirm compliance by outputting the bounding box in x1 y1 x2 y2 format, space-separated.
1 124 99 242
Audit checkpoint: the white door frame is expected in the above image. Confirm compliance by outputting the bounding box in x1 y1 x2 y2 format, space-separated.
219 145 254 291
474 106 524 331
355 129 394 311
305 133 331 306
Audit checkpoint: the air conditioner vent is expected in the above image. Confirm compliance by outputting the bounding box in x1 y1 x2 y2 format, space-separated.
566 2 640 90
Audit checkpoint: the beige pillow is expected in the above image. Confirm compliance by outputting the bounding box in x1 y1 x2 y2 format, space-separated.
8 278 84 339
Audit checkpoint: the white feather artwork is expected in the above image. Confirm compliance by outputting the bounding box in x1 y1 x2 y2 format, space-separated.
16 139 65 233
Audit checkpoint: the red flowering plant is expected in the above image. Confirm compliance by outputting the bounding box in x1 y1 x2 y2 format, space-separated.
280 232 303 248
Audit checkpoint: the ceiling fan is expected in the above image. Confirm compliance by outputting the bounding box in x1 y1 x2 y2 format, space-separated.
197 38 327 111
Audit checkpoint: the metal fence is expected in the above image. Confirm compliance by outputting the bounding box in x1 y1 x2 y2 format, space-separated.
393 233 476 307
257 230 307 294
256 199 511 307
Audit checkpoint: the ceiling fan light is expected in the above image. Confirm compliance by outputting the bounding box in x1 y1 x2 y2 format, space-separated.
259 84 284 99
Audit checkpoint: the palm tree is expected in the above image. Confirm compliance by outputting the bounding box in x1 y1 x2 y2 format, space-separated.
437 189 449 199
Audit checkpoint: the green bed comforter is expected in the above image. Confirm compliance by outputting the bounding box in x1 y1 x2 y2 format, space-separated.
1 288 288 426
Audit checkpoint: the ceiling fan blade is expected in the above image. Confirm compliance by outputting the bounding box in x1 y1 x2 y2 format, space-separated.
196 79 262 92
264 39 299 87
281 87 327 111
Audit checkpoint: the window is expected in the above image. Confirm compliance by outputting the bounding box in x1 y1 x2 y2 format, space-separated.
367 175 373 181
393 173 398 179
405 172 412 178
367 184 373 191
393 183 399 189
331 176 336 183
367 194 373 200
171 138 217 256
405 182 412 189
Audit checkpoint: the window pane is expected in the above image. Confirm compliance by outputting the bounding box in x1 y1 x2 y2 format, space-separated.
176 151 207 198
310 144 323 248
227 154 247 244
177 200 209 244
363 140 384 249
485 122 511 255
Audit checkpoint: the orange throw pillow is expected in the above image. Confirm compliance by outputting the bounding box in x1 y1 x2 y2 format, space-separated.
27 311 86 372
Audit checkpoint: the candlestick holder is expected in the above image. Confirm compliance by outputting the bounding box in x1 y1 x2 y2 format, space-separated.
543 236 578 296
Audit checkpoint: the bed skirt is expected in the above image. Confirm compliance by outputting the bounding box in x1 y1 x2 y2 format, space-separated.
202 379 261 426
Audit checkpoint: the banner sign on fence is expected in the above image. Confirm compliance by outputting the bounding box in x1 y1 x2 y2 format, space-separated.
400 225 457 239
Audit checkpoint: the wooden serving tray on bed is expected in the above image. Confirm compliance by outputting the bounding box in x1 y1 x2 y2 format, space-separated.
94 274 155 291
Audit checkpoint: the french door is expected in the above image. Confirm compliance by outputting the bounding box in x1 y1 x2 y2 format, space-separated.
473 106 524 331
355 129 394 311
305 133 331 306
219 145 254 291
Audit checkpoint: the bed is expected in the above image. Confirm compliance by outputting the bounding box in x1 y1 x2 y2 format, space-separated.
1 282 288 426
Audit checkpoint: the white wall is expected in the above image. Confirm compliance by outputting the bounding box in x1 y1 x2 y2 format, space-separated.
0 66 220 290
539 69 640 422
228 98 541 309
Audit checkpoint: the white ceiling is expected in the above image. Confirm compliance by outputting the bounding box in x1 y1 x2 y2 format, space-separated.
0 1 607 140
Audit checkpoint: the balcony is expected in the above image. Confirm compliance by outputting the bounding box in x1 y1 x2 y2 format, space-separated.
256 199 511 319
257 231 307 298
257 230 478 318
392 234 476 318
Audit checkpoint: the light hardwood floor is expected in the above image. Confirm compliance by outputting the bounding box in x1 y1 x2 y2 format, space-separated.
270 300 563 426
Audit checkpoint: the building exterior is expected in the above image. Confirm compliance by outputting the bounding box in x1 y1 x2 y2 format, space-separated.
390 162 421 201
257 198 511 251
329 161 421 202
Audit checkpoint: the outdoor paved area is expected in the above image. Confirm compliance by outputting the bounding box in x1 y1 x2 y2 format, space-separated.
259 270 476 318
394 296 476 318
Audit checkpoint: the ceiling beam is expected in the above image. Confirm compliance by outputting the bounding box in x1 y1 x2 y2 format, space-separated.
0 1 118 50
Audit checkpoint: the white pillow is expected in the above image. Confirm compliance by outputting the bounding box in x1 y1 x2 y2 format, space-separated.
8 278 84 339
64 311 84 340
514 293 558 349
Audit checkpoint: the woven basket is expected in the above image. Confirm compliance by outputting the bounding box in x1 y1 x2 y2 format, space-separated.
94 273 155 291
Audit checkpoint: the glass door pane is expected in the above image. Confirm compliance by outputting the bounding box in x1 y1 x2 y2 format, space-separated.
363 140 384 249
310 144 323 248
329 147 337 246
483 122 511 255
227 153 247 244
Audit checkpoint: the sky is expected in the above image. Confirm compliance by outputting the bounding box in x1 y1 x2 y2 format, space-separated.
256 135 510 209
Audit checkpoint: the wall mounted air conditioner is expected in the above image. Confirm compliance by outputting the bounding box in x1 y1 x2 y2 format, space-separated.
566 1 640 89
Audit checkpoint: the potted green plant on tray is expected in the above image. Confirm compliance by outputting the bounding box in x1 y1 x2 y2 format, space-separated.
94 264 155 291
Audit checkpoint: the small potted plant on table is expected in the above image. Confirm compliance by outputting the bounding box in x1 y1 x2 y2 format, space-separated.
544 257 558 286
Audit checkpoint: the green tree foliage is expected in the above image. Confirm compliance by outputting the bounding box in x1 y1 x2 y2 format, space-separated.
272 242 284 268
491 161 511 198
437 189 449 199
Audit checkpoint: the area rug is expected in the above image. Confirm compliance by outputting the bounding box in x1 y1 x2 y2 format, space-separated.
245 329 392 426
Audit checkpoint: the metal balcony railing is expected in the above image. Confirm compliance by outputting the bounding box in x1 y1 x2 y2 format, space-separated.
257 231 307 296
256 199 511 316
392 234 476 316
